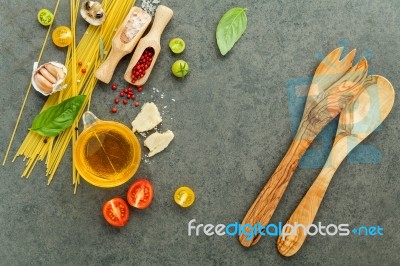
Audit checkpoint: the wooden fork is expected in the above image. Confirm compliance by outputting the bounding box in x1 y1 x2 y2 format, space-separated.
239 48 368 247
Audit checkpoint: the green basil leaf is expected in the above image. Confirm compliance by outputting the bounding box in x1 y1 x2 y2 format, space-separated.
216 7 248 55
30 95 86 137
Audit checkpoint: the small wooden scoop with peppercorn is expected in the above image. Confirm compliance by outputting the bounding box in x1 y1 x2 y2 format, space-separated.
124 5 173 86
95 7 151 84
240 48 369 247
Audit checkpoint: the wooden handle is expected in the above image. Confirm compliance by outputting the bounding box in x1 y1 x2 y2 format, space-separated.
276 168 332 256
277 136 358 256
95 48 126 84
239 138 312 247
123 5 173 86
146 5 173 41
276 76 395 256
95 7 152 84
239 52 367 248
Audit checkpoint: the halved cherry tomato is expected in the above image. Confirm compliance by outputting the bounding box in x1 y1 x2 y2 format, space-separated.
169 38 186 54
174 186 195 207
52 26 72 47
127 178 153 209
37 9 54 26
102 198 130 227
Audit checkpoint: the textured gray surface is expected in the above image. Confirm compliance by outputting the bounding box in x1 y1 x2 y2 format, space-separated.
0 0 399 265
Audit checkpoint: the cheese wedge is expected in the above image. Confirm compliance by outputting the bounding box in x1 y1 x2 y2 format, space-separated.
144 130 174 157
131 102 162 132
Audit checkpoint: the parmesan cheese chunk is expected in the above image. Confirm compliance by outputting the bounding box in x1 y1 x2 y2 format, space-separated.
144 130 174 157
131 102 162 133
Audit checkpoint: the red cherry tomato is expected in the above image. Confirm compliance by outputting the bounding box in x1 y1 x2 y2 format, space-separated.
102 198 130 227
127 178 153 209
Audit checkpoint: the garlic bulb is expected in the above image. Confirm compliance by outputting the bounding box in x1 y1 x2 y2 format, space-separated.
31 62 67 96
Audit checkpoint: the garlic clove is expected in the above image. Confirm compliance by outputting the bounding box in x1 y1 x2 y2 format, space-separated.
34 73 53 94
45 63 65 80
39 67 57 84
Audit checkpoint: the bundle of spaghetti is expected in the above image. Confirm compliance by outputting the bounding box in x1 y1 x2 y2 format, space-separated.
13 0 135 192
1 0 62 167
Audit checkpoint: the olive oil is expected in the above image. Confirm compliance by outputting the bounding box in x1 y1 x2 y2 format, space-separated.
74 116 141 188
83 128 132 178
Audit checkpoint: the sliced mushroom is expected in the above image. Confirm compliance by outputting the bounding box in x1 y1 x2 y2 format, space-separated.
95 11 103 19
80 0 106 26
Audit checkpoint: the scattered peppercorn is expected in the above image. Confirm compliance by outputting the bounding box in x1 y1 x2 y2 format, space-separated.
109 83 144 111
81 68 86 74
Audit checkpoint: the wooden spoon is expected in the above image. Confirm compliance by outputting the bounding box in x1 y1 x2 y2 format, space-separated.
239 48 368 247
124 5 173 86
277 75 395 256
95 7 152 84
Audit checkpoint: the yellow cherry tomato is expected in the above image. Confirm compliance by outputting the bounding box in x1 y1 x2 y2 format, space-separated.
37 9 54 26
52 26 72 47
174 186 195 208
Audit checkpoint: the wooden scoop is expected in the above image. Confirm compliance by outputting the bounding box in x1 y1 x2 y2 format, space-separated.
277 75 395 256
124 5 173 86
239 48 369 247
95 7 151 84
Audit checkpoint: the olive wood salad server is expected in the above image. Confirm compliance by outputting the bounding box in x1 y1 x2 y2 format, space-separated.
277 75 395 256
95 7 152 83
124 5 173 86
239 48 369 247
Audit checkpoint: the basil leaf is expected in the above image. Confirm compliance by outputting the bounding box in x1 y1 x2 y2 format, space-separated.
216 7 248 55
30 95 86 137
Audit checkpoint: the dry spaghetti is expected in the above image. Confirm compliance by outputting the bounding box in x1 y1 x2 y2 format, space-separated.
5 0 135 193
